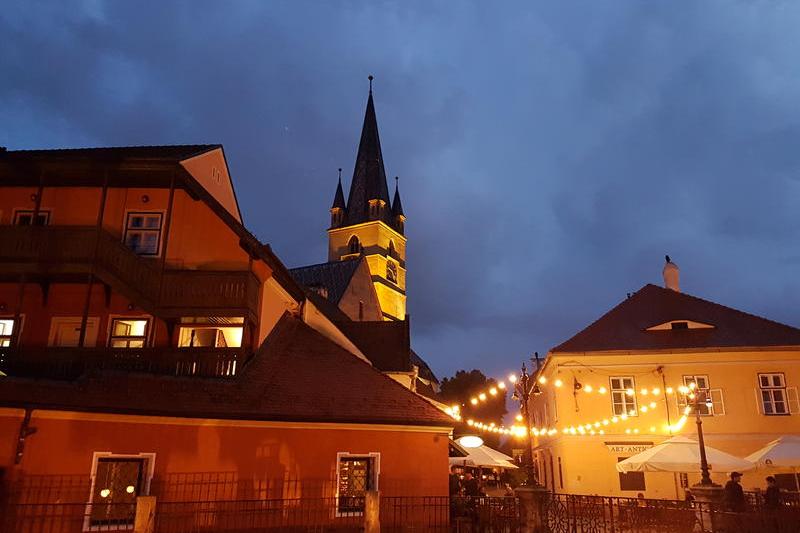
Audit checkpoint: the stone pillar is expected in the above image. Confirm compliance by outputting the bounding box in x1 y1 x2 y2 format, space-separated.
134 496 157 533
690 483 723 532
364 490 380 533
515 485 550 533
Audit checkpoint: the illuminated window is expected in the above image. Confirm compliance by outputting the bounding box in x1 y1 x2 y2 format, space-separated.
0 318 16 347
610 377 637 416
109 318 149 348
680 375 713 415
87 454 153 529
348 236 361 255
759 373 789 416
178 317 244 348
386 260 398 284
124 212 163 256
14 209 50 225
336 452 379 515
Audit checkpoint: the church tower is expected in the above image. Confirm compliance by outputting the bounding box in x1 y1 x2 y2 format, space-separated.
328 77 407 321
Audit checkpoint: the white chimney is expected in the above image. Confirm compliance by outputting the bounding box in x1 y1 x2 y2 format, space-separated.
662 255 680 292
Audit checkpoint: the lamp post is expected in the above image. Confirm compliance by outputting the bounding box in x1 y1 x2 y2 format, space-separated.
512 360 541 487
691 386 715 486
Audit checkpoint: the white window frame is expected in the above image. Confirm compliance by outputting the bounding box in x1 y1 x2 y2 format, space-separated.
0 316 23 347
758 373 790 416
48 317 100 347
335 452 380 517
12 208 51 225
680 375 713 416
84 452 155 532
107 315 152 348
610 376 638 416
122 210 164 257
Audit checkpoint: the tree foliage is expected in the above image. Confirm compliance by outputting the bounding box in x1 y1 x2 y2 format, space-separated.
439 369 509 447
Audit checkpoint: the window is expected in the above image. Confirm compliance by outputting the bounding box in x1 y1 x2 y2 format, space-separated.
618 457 646 491
759 373 789 415
348 235 361 255
14 209 50 225
386 260 398 283
336 453 379 515
0 319 16 347
109 318 149 348
388 240 396 259
610 377 637 416
671 321 688 330
87 453 154 530
178 317 244 348
680 375 712 416
123 212 163 256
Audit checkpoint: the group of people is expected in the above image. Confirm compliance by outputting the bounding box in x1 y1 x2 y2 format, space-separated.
720 471 784 512
449 470 482 497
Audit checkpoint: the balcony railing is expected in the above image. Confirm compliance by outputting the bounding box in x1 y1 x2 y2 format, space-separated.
0 225 260 319
0 346 248 380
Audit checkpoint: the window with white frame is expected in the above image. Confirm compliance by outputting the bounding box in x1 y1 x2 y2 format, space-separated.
680 375 712 416
610 377 637 416
336 452 379 515
86 453 154 530
759 373 790 416
0 318 17 346
108 318 149 348
14 209 50 225
123 212 163 256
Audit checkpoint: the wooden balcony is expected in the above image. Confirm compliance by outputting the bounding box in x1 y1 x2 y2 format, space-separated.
0 225 260 321
0 346 249 380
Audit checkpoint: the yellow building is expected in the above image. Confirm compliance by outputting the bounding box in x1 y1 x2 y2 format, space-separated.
529 258 800 499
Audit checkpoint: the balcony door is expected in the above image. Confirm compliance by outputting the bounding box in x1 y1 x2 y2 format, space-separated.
49 317 99 347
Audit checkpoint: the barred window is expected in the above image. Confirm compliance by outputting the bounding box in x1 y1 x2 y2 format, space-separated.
88 455 152 529
336 453 379 515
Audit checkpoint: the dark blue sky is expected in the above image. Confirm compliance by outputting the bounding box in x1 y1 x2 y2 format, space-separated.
2 2 799 380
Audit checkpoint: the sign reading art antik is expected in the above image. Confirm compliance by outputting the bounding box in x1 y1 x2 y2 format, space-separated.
604 441 654 454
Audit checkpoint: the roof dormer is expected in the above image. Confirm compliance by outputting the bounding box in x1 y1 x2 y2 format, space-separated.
646 320 715 331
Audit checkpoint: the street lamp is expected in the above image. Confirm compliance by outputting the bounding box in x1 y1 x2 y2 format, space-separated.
690 386 716 486
511 358 542 487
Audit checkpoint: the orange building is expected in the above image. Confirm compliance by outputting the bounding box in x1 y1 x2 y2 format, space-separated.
0 143 452 529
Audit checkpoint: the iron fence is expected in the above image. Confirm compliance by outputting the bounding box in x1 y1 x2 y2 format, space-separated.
542 492 800 533
0 502 137 533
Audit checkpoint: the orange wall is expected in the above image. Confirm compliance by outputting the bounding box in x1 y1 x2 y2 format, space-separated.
0 410 449 498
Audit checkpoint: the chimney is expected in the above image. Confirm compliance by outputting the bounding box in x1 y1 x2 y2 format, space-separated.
662 255 680 292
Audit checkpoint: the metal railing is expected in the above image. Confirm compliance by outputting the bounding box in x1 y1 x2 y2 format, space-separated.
0 346 247 380
0 501 137 533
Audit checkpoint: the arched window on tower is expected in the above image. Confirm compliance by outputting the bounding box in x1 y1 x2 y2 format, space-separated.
348 236 361 255
388 240 396 260
386 260 398 284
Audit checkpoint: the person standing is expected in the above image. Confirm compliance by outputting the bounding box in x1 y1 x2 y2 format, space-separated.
463 472 480 497
764 476 781 510
723 472 746 512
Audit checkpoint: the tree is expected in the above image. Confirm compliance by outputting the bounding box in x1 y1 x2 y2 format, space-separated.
439 369 508 448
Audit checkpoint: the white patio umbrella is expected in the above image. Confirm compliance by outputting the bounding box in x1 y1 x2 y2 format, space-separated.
616 436 755 473
449 444 519 469
745 435 800 489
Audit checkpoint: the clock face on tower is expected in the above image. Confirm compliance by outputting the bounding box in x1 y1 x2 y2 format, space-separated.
386 260 398 284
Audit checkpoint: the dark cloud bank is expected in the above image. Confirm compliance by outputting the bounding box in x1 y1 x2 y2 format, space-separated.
2 1 799 378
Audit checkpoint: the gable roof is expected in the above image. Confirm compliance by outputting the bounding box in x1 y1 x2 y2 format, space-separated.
552 284 800 353
3 144 221 161
289 259 361 305
0 314 452 427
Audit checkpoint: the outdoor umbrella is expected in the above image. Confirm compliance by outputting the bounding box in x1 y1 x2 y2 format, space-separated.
745 435 800 488
616 436 755 473
449 444 519 469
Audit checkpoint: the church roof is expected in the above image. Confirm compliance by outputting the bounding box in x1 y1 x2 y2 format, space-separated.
289 259 361 305
0 313 452 427
552 284 800 354
392 177 404 217
342 86 402 231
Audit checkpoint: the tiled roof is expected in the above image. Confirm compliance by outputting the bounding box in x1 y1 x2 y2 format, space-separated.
0 314 453 427
552 284 800 353
3 144 221 161
289 260 361 305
